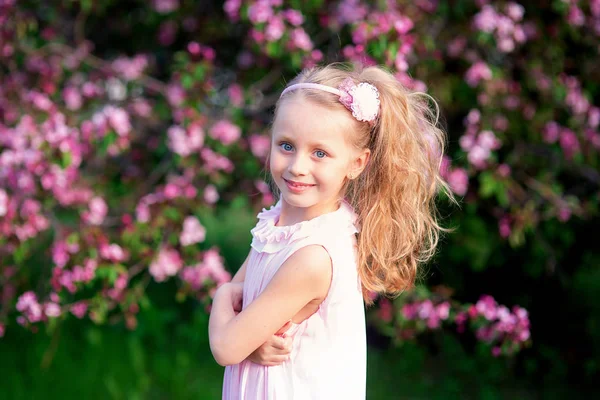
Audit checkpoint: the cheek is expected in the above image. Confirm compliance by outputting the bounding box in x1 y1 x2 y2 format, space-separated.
269 151 284 174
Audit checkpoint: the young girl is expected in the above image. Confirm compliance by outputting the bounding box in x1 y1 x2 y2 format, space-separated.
209 63 452 399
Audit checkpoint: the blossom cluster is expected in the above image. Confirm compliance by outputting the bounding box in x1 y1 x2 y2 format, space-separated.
374 291 531 357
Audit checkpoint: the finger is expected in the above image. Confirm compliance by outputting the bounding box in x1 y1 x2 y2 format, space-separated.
262 355 290 366
270 335 288 350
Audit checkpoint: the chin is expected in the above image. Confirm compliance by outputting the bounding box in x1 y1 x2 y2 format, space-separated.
281 193 317 209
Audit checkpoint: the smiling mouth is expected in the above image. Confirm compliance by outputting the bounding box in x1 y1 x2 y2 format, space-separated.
283 178 316 188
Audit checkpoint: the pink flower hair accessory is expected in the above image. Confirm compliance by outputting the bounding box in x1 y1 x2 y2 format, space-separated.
280 78 380 124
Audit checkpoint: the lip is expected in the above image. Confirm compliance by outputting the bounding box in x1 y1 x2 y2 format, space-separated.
283 178 315 193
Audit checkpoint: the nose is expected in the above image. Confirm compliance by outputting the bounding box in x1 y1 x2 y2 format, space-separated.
288 153 309 177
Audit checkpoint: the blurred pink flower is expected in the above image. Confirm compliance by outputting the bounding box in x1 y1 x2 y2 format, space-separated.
249 134 271 159
166 84 185 107
149 247 183 282
70 301 88 319
265 16 285 41
210 120 241 146
228 84 244 107
282 9 304 26
224 0 242 21
153 0 179 14
112 55 148 81
465 61 492 87
180 216 206 246
82 196 108 225
447 168 469 196
63 86 82 110
248 1 273 24
290 28 313 51
204 184 219 204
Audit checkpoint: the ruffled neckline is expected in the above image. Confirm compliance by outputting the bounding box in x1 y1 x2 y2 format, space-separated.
250 199 358 254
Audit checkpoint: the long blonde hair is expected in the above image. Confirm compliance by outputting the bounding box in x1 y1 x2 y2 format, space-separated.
276 63 455 303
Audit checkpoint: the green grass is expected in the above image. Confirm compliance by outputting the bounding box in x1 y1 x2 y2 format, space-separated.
0 306 540 400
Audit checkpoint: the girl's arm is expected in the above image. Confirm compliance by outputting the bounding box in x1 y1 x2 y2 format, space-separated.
209 245 332 366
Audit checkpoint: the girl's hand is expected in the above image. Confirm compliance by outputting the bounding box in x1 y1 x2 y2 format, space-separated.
228 282 244 313
248 321 293 366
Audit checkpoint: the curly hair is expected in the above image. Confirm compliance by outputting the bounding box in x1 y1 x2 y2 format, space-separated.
276 63 456 303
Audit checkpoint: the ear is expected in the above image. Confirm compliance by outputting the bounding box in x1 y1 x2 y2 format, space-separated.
348 148 371 179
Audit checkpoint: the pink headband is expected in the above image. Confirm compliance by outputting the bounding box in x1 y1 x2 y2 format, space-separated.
280 78 380 124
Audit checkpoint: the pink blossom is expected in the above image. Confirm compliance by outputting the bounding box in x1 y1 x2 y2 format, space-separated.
249 134 271 159
378 299 393 322
0 189 7 217
63 86 83 110
164 183 181 199
290 28 313 51
248 1 273 24
44 302 61 317
70 301 88 319
166 84 185 107
465 109 481 125
478 130 501 150
112 55 148 81
401 303 417 319
473 5 498 33
149 247 183 282
180 216 206 246
282 9 304 26
265 16 285 41
567 6 585 26
210 120 241 146
467 145 491 168
224 0 242 21
499 216 511 238
476 295 498 320
447 37 467 57
465 61 492 87
506 3 524 21
130 98 152 117
497 163 511 177
459 133 476 151
100 243 127 262
393 15 414 35
0 324 4 337
228 84 244 107
202 248 231 285
588 107 600 129
153 0 179 14
168 124 204 156
204 184 219 204
559 129 580 158
558 207 571 222
437 302 450 320
82 196 108 225
201 148 234 173
103 105 131 136
543 121 560 143
336 0 368 24
447 168 469 196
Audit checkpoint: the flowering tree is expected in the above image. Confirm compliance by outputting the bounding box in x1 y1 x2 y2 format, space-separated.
2 0 599 372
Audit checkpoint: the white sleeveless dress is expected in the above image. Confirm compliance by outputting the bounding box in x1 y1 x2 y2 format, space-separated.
222 199 367 399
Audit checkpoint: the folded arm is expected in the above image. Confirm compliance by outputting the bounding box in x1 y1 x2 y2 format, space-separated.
208 245 332 366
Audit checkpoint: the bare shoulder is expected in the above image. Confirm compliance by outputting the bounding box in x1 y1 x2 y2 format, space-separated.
270 244 332 299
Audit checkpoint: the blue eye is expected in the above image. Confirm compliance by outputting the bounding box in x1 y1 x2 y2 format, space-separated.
315 150 327 159
280 143 293 152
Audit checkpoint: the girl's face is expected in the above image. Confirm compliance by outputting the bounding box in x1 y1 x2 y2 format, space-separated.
270 96 368 218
